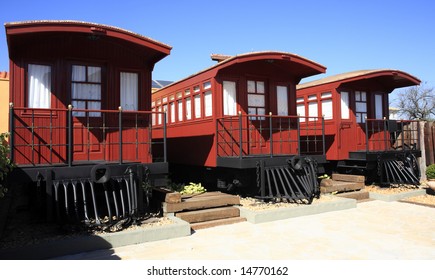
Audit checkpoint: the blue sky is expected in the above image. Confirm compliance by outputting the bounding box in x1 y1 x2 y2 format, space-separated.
1 0 434 105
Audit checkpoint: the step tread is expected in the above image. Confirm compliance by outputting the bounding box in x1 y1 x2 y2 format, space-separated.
175 206 240 223
163 192 240 213
190 217 247 230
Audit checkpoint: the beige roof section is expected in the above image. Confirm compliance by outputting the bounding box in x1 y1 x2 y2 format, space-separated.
297 69 420 90
157 51 326 91
5 20 172 50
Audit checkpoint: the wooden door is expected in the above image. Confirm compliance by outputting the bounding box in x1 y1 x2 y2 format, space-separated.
246 79 269 155
354 90 368 151
70 64 105 162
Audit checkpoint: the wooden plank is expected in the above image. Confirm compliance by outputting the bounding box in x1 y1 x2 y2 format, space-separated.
163 194 240 213
332 173 365 183
190 217 247 230
175 206 240 223
320 181 364 194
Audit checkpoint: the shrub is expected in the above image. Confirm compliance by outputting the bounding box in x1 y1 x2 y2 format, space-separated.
427 164 435 180
0 133 14 198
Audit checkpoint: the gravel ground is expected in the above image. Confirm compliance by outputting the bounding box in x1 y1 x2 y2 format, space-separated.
1 183 434 251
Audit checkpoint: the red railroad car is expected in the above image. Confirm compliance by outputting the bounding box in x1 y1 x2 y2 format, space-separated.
297 69 422 185
152 51 327 202
5 20 171 225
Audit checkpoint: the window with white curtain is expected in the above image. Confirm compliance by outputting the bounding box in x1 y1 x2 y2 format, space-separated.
28 64 52 108
223 81 237 116
276 86 288 116
375 94 383 119
321 92 333 120
170 102 175 123
120 72 138 111
186 97 192 120
204 91 212 117
308 101 318 121
178 100 183 121
194 94 201 118
71 64 102 117
340 91 350 119
296 97 305 122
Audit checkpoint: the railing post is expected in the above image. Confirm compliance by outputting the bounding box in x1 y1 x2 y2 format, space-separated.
383 117 388 151
119 106 123 164
401 119 405 150
8 103 14 163
416 121 421 150
322 116 326 155
163 111 167 163
238 111 243 159
365 116 369 152
297 116 301 156
269 112 273 158
67 104 73 167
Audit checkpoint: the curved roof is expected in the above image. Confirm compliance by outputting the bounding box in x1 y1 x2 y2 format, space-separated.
5 20 172 57
297 69 420 91
158 51 326 90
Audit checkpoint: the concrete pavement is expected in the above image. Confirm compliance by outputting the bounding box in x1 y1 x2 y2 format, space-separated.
54 200 435 260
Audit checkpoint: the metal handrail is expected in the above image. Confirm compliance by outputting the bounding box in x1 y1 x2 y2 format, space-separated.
9 104 167 166
216 113 325 158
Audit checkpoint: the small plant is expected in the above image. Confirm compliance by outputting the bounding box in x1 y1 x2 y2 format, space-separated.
426 164 435 180
0 132 14 199
180 182 206 195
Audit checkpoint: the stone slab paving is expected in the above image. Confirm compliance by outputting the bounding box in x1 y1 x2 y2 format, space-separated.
55 200 435 260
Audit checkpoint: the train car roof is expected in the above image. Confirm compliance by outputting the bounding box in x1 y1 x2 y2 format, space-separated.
297 69 421 92
5 20 172 62
156 51 326 91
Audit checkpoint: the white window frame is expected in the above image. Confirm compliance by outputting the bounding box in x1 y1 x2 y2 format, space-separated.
340 91 350 119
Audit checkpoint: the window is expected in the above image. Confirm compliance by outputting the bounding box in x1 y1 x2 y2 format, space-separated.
120 72 138 111
296 97 305 121
340 91 350 119
321 92 333 120
185 97 192 120
223 81 237 116
28 64 52 108
276 86 288 116
71 65 102 117
355 91 367 123
194 94 201 118
204 91 212 117
170 102 175 123
177 100 183 121
308 94 318 121
247 80 265 120
375 94 383 119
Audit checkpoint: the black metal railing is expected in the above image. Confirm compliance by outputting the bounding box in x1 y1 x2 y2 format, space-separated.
216 113 325 158
365 118 420 152
9 104 167 166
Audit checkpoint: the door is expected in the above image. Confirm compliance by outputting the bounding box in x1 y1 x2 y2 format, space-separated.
247 79 268 155
354 91 368 151
70 64 105 161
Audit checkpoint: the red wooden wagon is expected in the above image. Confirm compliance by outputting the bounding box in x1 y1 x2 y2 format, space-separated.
5 20 171 225
152 51 327 202
297 69 422 185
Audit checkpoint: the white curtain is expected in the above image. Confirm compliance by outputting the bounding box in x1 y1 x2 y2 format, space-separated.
194 95 201 118
375 94 383 119
223 81 237 115
277 86 288 116
204 91 212 117
340 91 350 119
28 64 51 108
120 72 138 111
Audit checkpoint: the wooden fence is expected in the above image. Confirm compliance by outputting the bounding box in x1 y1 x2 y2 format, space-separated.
424 121 435 166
